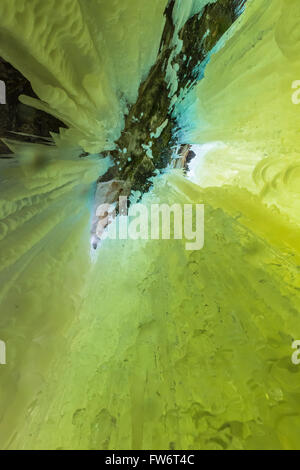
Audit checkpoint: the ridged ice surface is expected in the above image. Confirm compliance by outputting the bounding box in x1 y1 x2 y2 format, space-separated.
0 0 300 450
0 0 169 152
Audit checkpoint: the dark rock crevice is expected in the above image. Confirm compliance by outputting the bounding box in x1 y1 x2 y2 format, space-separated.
0 0 247 184
100 0 247 193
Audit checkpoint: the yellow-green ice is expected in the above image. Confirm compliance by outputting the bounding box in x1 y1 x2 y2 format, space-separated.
0 0 300 449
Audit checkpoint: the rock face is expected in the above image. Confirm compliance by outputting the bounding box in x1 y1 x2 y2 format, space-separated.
87 0 246 246
0 1 245 186
100 0 247 193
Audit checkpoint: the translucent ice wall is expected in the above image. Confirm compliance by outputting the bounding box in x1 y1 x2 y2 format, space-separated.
0 0 300 450
177 0 300 224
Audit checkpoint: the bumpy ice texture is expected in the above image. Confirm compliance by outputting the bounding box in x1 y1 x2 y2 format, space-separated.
0 0 300 450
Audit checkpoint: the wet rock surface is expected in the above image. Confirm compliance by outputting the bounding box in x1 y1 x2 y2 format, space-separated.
0 1 246 187
100 0 246 193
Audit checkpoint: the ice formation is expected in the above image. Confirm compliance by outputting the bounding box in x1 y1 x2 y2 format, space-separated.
0 0 300 450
